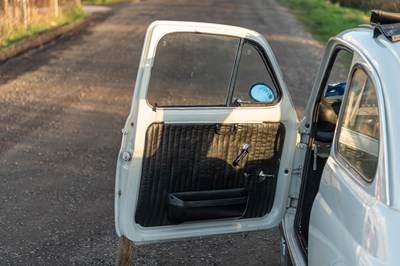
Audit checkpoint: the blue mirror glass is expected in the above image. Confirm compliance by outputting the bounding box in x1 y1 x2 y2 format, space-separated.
249 83 275 103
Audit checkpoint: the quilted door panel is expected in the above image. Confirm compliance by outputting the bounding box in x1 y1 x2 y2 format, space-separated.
135 122 285 227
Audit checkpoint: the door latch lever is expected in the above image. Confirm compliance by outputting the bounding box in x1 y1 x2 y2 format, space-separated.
233 143 251 166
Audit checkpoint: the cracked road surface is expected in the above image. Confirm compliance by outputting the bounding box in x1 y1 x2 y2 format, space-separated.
0 0 322 265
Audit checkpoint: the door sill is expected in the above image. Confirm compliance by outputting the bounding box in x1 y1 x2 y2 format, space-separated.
281 210 307 266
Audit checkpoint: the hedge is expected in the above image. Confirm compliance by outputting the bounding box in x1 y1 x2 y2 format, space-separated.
330 0 400 12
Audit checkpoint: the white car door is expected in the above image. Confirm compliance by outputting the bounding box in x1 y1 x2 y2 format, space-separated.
115 21 298 243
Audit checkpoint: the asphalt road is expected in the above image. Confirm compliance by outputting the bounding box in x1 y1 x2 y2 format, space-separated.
0 0 322 265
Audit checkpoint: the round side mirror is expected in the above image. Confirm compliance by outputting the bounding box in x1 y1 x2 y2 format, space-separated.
249 83 275 103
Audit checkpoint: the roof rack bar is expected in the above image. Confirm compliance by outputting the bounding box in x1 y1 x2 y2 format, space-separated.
371 10 400 25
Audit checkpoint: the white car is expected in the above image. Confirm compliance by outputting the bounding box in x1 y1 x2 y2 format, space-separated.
115 10 400 265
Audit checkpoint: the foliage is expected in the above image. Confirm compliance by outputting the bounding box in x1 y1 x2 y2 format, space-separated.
81 0 128 5
278 0 369 42
330 0 400 12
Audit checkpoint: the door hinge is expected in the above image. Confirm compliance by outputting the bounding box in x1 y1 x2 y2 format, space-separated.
287 192 299 209
291 165 303 176
288 165 302 209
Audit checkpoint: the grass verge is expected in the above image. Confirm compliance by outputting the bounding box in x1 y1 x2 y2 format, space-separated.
82 0 128 5
277 0 370 42
0 8 87 52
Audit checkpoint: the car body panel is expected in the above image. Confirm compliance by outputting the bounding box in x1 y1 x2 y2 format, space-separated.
338 26 400 208
304 26 400 265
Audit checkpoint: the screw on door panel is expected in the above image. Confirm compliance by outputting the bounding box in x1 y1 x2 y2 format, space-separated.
122 151 131 161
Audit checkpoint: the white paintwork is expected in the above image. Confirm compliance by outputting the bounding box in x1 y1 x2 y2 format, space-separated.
341 26 400 208
115 20 400 265
115 21 298 243
281 211 307 266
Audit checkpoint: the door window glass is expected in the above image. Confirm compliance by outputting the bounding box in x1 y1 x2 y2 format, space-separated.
147 33 239 106
146 33 280 107
337 68 379 182
232 43 278 105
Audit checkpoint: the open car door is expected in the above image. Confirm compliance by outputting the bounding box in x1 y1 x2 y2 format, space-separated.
115 21 298 243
